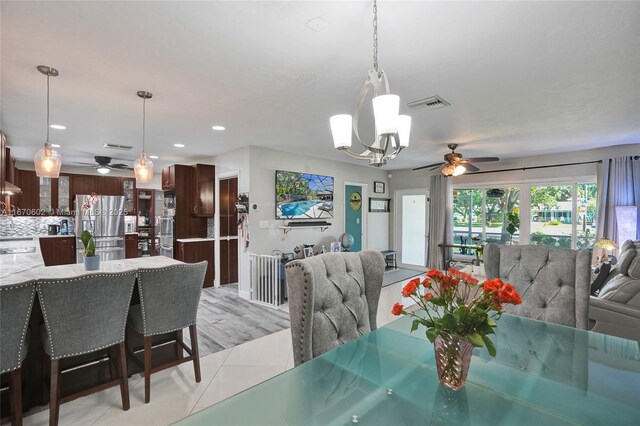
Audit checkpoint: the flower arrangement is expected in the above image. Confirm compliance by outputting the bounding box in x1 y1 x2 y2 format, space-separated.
392 268 522 357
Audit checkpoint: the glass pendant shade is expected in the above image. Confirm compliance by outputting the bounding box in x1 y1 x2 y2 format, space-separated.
34 144 62 178
330 114 353 148
372 94 400 135
134 153 153 183
452 164 467 176
397 115 412 147
97 167 110 175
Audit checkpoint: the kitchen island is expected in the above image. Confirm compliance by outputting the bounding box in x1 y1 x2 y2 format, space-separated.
0 253 186 417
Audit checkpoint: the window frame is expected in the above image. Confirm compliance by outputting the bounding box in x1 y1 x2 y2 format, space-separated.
452 175 597 251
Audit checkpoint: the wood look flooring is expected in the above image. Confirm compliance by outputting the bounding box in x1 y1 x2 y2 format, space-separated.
184 284 291 357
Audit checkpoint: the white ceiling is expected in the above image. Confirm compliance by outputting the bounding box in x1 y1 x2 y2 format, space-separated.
1 1 639 173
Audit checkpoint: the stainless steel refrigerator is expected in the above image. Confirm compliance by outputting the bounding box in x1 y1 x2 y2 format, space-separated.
157 214 174 258
75 195 125 262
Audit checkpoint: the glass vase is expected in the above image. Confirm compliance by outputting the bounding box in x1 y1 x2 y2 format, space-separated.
433 333 473 391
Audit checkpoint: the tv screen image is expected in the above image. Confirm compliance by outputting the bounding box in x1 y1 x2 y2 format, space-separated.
276 170 334 220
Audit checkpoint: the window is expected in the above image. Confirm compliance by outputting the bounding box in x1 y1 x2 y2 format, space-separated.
452 179 597 253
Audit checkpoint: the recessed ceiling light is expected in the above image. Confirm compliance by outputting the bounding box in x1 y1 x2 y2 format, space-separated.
49 124 66 130
211 125 225 131
51 144 61 148
149 155 159 159
174 143 185 148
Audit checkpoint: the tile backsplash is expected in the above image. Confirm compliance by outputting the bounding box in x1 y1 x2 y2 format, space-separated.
0 216 76 238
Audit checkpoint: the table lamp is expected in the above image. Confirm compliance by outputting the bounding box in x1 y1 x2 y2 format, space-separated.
596 238 617 264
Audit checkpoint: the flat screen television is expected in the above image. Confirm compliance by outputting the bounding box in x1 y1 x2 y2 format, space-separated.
275 170 334 220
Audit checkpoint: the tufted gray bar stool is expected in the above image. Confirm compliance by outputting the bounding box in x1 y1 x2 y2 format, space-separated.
285 251 385 366
484 244 591 329
0 280 36 426
37 271 137 426
126 262 207 403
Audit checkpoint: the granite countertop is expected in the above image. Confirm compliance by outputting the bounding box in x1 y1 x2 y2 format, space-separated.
0 255 183 287
176 238 215 243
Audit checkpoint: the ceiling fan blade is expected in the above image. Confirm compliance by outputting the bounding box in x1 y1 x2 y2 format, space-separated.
74 162 98 166
464 163 480 172
110 165 134 171
463 157 500 163
413 162 445 171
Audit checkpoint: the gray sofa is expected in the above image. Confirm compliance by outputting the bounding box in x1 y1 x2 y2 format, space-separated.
589 240 640 344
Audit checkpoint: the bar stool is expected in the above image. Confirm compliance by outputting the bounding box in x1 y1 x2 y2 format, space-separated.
37 271 137 426
126 262 207 403
0 280 36 426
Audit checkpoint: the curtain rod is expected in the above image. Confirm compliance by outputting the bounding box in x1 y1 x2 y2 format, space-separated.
464 159 603 176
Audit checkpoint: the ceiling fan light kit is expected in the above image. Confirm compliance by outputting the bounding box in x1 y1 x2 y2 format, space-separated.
34 65 62 178
414 143 500 176
329 0 411 167
134 90 154 184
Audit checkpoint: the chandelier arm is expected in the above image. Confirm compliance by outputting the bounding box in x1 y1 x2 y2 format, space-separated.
352 79 373 150
337 147 378 161
386 146 405 161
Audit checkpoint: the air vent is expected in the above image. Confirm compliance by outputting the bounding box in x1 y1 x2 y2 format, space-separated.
407 95 450 111
103 143 133 151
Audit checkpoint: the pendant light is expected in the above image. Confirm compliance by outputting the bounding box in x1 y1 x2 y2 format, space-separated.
34 65 62 178
134 91 154 184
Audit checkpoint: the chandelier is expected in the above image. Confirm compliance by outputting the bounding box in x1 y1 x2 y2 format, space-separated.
329 0 411 167
134 91 154 184
34 65 62 178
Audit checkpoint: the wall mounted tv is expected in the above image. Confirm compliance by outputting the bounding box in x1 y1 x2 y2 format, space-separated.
275 170 334 220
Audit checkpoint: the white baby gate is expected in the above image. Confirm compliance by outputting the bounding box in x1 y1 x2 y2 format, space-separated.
250 253 284 308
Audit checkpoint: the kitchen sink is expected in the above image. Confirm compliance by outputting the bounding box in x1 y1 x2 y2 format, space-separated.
0 247 37 254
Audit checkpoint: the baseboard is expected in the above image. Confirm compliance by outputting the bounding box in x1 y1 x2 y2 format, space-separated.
238 288 252 301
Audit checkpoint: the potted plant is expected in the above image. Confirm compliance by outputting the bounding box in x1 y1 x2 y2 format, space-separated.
506 207 520 244
80 230 99 271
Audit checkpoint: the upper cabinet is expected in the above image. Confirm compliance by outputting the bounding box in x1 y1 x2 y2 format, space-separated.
193 164 215 217
122 178 136 214
162 165 175 191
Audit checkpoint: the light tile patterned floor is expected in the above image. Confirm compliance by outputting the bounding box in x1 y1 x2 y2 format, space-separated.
24 329 294 426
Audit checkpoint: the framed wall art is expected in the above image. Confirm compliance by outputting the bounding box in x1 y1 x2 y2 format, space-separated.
369 198 391 213
374 181 385 194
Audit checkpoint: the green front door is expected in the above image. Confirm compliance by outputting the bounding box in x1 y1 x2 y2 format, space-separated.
345 185 363 252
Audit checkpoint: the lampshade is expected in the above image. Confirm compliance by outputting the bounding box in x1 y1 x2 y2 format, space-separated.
452 164 467 176
330 114 353 148
397 115 411 147
34 144 62 178
97 166 110 175
596 238 616 250
372 94 399 135
134 153 154 183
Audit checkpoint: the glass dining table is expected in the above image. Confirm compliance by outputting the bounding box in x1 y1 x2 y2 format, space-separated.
176 314 640 425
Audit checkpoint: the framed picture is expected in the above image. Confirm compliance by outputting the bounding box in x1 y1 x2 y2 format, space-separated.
303 247 314 258
374 181 385 194
330 242 341 253
369 198 391 213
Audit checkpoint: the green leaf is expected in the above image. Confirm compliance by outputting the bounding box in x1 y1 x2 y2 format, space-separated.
86 237 95 257
411 319 420 332
441 313 458 330
467 333 484 347
482 335 496 357
426 328 438 343
430 297 447 307
486 316 497 327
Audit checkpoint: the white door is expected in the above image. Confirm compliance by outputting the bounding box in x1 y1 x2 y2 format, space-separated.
396 189 429 269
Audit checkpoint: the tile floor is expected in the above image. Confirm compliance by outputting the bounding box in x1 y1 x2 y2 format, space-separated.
23 328 295 426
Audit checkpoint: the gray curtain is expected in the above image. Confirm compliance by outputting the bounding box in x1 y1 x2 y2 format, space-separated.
427 175 453 270
596 155 640 248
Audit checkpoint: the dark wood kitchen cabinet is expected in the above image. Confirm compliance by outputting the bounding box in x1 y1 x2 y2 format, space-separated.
125 234 138 259
14 169 40 213
173 165 207 239
193 164 215 217
162 165 175 190
39 236 76 266
176 240 214 287
219 238 238 285
97 176 123 195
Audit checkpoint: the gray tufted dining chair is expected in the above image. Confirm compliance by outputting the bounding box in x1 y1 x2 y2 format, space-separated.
127 262 207 403
0 280 36 426
484 244 591 329
37 271 137 426
285 251 385 366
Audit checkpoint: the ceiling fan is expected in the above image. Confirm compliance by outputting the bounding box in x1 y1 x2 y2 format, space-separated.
75 156 133 175
413 144 500 176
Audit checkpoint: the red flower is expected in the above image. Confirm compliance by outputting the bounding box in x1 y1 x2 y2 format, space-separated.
427 269 440 279
391 302 404 316
422 278 432 288
423 292 433 299
482 278 502 294
402 280 418 297
498 283 522 305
